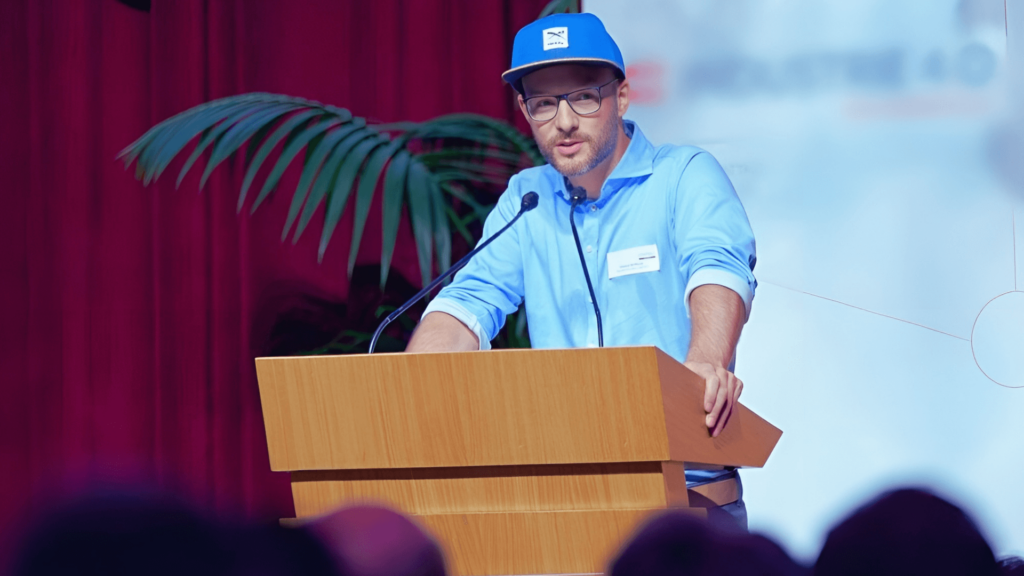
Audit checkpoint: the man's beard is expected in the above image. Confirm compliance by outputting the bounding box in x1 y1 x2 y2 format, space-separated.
538 114 620 178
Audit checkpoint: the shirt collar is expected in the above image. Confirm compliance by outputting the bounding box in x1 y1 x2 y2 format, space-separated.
552 119 656 203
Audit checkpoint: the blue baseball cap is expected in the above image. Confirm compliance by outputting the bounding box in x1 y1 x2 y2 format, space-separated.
502 13 625 94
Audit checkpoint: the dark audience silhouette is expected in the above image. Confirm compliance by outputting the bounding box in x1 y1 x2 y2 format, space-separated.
9 486 1018 576
610 510 808 576
10 491 337 576
814 488 999 576
308 505 447 576
999 556 1024 575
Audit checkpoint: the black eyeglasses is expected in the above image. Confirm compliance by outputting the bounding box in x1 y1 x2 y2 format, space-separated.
523 79 619 122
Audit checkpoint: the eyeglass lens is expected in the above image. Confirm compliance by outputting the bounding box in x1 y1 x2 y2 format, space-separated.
527 88 603 121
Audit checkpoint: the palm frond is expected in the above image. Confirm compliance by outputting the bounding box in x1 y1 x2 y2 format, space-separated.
347 138 407 276
380 151 412 286
317 136 386 263
440 182 491 222
119 92 542 288
405 161 436 287
238 109 322 211
281 120 367 241
538 0 580 19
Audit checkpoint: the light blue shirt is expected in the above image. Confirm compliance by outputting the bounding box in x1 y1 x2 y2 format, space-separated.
423 121 756 491
423 120 757 362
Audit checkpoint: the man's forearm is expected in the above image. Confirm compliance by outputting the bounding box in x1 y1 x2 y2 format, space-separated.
405 311 480 352
684 283 747 436
685 284 745 368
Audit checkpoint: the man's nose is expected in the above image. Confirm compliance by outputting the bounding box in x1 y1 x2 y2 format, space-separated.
553 99 579 134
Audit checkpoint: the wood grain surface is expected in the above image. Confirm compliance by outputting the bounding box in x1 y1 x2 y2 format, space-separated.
256 346 781 472
655 348 783 468
416 508 705 576
289 461 691 517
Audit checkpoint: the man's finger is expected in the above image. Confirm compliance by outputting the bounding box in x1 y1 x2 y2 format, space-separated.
713 375 743 437
713 378 735 436
704 374 720 413
719 402 735 435
706 379 729 429
713 399 733 437
712 377 737 434
715 366 730 381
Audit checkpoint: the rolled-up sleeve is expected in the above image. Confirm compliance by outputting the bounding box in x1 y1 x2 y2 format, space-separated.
672 152 757 321
422 178 526 349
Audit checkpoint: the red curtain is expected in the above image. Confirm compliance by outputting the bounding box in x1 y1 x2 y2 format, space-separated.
0 0 546 560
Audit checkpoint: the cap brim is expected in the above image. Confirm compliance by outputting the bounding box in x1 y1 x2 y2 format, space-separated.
502 57 624 91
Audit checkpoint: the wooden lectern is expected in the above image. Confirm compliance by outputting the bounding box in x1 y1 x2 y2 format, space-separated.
256 346 781 575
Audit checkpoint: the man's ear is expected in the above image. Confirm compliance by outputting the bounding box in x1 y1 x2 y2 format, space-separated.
616 78 631 118
517 93 531 121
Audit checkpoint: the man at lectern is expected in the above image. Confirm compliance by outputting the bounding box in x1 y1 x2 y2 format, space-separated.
406 13 757 529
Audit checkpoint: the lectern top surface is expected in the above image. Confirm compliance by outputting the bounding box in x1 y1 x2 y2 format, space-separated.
255 346 780 471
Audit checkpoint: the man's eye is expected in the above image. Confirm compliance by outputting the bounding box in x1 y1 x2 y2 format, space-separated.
534 98 557 108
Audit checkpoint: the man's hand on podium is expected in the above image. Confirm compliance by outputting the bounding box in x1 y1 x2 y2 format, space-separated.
684 285 746 438
684 361 744 438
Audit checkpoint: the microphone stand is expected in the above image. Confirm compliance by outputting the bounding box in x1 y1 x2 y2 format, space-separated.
368 192 539 353
568 188 604 348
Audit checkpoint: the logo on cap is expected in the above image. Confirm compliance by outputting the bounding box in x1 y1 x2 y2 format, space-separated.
542 27 568 51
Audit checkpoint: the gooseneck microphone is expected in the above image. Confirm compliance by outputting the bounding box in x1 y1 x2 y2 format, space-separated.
368 191 540 353
568 184 604 348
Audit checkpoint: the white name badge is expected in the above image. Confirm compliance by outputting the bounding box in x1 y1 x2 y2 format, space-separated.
607 244 661 279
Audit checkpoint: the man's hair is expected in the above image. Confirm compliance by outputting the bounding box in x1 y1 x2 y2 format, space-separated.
515 62 624 95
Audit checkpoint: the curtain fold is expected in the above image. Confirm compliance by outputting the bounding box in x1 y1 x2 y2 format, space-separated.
0 0 547 558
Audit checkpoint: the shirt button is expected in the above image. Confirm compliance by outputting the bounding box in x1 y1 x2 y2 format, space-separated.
589 205 598 212
586 245 593 253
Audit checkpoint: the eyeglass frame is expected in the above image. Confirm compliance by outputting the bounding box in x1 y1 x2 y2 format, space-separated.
521 78 621 122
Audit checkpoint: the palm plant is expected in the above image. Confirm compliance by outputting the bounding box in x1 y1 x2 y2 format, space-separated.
119 95 542 289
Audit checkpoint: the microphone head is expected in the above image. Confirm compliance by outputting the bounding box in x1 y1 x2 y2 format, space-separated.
563 176 587 204
521 192 539 212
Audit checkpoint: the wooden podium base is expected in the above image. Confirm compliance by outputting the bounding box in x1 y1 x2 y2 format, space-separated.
418 508 705 576
280 462 736 576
